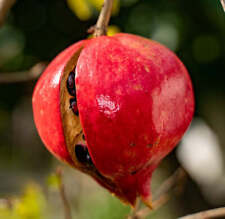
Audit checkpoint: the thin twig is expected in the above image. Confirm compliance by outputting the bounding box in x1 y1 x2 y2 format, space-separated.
132 167 187 219
0 198 13 209
56 167 72 219
0 0 16 27
179 207 225 219
220 0 225 12
0 62 47 84
153 167 186 201
93 0 114 37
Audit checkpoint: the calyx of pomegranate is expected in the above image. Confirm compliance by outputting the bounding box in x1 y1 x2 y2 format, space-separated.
32 33 194 207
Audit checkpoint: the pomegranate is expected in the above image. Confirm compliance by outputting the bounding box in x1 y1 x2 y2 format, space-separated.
32 33 194 207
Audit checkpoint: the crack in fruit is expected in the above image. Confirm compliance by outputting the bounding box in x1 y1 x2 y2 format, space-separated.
58 48 122 199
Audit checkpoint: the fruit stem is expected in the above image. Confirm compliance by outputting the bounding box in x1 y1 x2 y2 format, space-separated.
94 0 114 37
56 167 72 219
0 0 16 27
220 0 225 12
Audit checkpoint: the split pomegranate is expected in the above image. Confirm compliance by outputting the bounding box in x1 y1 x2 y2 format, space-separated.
32 33 194 207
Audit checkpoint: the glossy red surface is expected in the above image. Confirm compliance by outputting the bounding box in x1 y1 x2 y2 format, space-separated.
32 33 194 206
32 41 85 165
76 33 194 204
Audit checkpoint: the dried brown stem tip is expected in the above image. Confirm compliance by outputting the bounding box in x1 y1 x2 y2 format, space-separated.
93 0 114 37
128 168 187 219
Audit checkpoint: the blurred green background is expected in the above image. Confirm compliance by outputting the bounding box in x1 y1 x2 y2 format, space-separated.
0 0 225 218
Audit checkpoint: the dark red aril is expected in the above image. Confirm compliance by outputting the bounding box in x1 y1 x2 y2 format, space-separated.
69 98 79 115
67 71 76 97
75 144 93 165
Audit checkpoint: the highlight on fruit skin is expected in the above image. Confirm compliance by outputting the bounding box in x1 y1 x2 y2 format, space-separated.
32 33 194 207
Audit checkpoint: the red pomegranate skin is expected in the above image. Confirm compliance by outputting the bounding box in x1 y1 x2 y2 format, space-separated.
76 33 194 205
32 40 85 166
32 33 194 207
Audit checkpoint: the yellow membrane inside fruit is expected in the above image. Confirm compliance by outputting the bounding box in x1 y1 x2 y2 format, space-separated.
59 48 86 169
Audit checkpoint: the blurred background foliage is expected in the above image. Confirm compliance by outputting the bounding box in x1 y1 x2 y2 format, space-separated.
0 0 225 218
